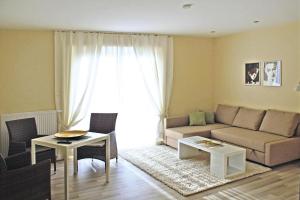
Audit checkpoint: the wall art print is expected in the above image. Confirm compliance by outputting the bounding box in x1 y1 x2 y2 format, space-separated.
245 62 260 86
263 60 281 87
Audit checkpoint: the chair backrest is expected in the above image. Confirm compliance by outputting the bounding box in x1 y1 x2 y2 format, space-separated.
89 113 118 134
6 118 38 147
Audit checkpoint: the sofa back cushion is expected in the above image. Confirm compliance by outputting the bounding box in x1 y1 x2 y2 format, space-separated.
232 107 265 130
165 116 189 128
215 104 239 125
259 110 299 137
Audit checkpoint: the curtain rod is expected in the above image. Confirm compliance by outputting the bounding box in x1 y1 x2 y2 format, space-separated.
55 29 171 37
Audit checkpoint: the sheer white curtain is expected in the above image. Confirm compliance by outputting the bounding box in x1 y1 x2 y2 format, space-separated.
132 36 173 143
55 31 173 148
54 32 103 130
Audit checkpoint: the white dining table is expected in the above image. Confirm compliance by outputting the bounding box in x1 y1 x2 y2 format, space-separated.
31 132 110 200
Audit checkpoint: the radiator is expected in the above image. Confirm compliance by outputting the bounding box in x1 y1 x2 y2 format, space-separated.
0 110 58 156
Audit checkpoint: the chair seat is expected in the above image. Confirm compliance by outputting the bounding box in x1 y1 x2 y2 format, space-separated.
86 141 105 147
26 145 56 164
26 145 54 153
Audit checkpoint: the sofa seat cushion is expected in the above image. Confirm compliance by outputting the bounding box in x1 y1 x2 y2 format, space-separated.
215 104 240 125
259 110 299 137
165 123 230 139
232 107 265 130
211 127 285 152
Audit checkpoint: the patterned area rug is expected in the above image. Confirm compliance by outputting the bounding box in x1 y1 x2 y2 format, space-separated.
120 145 271 196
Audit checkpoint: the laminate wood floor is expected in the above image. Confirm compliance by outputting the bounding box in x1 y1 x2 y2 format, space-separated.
51 157 300 200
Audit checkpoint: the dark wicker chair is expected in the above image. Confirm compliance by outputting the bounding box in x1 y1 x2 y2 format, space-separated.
0 151 51 200
6 117 56 171
77 113 118 167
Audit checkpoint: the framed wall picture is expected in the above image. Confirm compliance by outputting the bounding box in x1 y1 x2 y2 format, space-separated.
245 62 260 85
263 60 281 86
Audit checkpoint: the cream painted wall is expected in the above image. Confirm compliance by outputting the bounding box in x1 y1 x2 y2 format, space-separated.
168 36 214 116
0 31 214 117
0 30 55 114
213 22 300 112
1 23 298 116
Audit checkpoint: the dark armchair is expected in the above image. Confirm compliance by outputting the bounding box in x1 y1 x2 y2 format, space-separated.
0 151 51 200
6 117 56 171
77 113 118 167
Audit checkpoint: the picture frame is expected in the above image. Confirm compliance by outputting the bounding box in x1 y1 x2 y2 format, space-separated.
262 60 281 87
245 62 260 86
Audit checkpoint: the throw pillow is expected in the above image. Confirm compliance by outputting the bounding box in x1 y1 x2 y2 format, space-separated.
189 112 206 126
205 112 215 124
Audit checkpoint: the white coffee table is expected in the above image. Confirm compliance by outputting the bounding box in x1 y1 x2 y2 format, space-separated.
178 136 246 179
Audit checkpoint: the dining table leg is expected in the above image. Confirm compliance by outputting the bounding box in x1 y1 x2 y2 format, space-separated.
73 148 78 175
105 136 110 183
31 141 36 164
64 148 69 200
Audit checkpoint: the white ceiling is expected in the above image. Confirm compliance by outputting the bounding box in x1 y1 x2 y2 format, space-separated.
0 0 299 37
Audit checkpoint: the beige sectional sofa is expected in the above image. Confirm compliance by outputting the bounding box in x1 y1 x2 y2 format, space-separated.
164 104 300 167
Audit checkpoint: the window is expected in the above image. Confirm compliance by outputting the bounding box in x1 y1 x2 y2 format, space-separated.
74 46 159 149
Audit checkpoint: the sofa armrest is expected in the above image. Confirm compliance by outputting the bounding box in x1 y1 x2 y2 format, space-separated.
165 115 189 128
265 137 300 166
